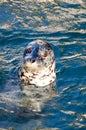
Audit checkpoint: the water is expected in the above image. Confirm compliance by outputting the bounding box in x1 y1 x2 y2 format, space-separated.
0 0 86 130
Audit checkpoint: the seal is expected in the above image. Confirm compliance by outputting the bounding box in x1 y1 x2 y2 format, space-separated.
19 40 56 87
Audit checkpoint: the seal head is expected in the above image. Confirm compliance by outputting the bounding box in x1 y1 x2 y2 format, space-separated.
19 40 56 87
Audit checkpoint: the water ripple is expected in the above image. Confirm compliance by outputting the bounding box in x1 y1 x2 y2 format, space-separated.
0 0 86 130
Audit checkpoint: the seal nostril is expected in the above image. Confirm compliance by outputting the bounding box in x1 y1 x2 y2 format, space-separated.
21 72 24 77
32 59 35 63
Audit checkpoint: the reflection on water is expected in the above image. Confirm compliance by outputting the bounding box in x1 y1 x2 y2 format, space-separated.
0 0 86 130
20 83 57 112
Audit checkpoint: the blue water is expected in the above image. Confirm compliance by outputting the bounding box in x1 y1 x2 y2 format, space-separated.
0 0 86 130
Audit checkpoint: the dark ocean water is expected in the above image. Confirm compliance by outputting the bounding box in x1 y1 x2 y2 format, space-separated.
0 0 86 130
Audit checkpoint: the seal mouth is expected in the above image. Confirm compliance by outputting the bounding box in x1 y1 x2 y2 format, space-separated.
24 61 41 73
24 56 36 64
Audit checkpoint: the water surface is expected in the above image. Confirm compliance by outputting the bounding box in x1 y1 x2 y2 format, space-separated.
0 0 86 130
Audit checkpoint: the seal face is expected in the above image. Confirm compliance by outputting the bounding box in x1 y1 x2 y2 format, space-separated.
19 40 56 87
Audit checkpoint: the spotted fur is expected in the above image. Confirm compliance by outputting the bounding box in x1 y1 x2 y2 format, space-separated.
19 40 56 87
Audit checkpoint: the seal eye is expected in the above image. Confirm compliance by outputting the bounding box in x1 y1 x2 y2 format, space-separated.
25 48 32 53
42 51 48 58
